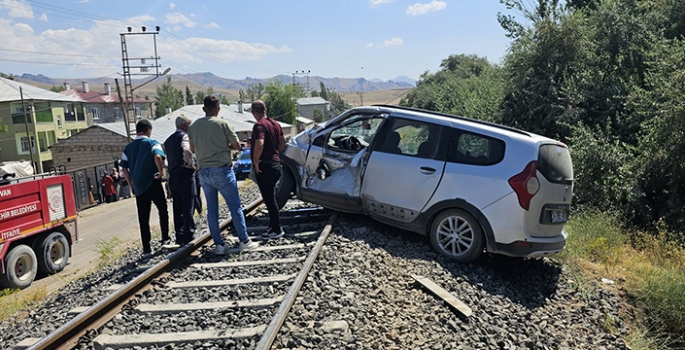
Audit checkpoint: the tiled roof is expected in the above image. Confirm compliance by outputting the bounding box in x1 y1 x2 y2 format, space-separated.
61 88 152 104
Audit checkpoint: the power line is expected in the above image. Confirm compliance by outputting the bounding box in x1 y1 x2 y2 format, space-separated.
0 48 114 59
0 58 119 67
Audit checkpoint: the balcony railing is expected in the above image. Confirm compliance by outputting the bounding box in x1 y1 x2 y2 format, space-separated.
35 111 53 123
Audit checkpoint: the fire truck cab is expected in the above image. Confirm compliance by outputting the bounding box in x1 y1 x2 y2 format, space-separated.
0 172 78 289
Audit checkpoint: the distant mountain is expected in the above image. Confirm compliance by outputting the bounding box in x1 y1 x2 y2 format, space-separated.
389 75 416 86
17 72 415 93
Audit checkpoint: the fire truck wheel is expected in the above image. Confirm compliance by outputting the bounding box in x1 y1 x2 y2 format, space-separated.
0 245 38 290
37 232 70 274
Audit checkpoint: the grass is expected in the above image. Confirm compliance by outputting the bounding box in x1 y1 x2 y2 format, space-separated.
559 208 685 349
93 237 126 269
0 286 47 323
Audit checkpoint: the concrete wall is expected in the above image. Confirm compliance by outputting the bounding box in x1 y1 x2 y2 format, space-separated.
298 103 329 120
50 126 129 171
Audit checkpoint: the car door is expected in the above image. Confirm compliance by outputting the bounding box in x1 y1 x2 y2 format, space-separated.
300 113 385 212
361 117 447 222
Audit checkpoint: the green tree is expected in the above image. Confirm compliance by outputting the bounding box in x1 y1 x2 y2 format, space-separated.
196 90 205 104
50 85 65 92
154 76 184 117
263 80 297 125
206 86 215 97
310 90 320 97
312 108 324 123
405 54 505 123
239 83 266 102
185 86 194 105
317 82 349 115
221 95 230 105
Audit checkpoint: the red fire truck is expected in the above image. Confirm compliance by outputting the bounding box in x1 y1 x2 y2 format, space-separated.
0 172 78 289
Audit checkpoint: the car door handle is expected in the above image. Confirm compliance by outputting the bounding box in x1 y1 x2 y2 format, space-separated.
420 166 436 174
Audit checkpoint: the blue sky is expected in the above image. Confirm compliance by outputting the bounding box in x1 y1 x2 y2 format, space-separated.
0 0 516 81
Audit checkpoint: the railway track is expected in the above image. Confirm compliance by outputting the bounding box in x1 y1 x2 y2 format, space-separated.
20 198 336 350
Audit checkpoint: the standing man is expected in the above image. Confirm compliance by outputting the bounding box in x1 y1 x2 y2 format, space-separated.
187 96 258 255
120 119 171 257
164 115 196 247
250 100 286 240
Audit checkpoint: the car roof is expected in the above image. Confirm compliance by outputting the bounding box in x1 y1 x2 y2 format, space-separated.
368 105 562 146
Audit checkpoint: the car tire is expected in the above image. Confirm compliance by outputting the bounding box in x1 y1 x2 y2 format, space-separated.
429 209 484 263
37 231 70 274
276 168 295 209
0 244 38 289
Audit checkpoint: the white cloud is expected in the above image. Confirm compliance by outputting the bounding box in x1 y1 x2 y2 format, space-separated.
1 0 34 19
158 37 291 64
172 25 181 31
205 22 220 30
77 0 91 3
169 2 175 10
0 14 290 78
165 12 196 28
365 42 373 48
369 0 395 8
378 37 403 48
38 13 48 22
406 0 446 16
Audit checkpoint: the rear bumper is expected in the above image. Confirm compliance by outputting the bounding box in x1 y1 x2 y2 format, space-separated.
494 231 567 258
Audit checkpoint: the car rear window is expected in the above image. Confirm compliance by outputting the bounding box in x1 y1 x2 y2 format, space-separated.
537 144 573 184
446 129 505 166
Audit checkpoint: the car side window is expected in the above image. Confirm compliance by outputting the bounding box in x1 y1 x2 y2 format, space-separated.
447 129 505 165
379 118 443 159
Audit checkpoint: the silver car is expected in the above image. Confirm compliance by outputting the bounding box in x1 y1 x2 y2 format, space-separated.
277 105 573 262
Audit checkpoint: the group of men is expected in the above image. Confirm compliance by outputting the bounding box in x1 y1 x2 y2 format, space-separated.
119 96 286 257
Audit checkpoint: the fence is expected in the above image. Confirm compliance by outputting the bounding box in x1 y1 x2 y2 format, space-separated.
52 160 120 211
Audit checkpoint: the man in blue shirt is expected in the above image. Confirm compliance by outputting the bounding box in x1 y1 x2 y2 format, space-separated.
121 119 170 257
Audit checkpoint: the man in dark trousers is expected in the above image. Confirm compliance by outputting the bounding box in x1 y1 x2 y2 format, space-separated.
163 115 196 247
120 119 170 257
250 100 287 240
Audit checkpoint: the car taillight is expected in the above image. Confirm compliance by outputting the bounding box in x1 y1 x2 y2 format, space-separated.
508 161 539 211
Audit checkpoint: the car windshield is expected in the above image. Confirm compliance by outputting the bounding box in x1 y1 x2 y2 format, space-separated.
239 152 251 161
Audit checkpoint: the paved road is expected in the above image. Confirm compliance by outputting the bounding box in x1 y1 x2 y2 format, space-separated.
26 195 176 296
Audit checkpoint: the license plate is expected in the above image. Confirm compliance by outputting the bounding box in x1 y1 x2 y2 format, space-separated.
550 210 568 223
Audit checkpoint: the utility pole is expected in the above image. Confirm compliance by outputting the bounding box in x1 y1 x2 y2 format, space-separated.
120 25 166 139
356 91 364 106
292 70 311 96
19 87 36 174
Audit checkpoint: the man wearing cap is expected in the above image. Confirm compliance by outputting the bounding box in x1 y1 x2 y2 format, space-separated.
163 115 197 247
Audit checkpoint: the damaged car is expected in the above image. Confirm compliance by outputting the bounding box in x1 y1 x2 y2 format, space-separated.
276 105 574 262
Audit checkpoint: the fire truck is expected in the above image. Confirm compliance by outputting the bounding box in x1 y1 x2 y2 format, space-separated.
0 172 78 289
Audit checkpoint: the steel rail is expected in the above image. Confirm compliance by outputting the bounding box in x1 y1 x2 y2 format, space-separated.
256 212 338 350
27 198 265 350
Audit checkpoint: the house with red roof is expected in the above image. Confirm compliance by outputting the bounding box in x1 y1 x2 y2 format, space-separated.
60 82 154 123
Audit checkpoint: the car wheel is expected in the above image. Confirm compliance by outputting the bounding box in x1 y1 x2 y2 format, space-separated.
429 209 484 263
0 244 38 289
276 168 295 209
37 231 70 274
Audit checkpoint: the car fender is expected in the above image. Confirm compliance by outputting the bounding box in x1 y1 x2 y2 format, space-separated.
416 198 497 252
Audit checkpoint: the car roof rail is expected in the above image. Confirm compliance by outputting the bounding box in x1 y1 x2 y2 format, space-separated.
371 104 531 137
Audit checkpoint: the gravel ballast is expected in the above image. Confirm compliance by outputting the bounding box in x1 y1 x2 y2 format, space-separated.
0 182 632 350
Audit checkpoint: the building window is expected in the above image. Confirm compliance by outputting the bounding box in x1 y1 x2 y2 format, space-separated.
20 136 35 153
135 107 141 118
92 108 100 120
57 115 62 128
114 107 121 119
